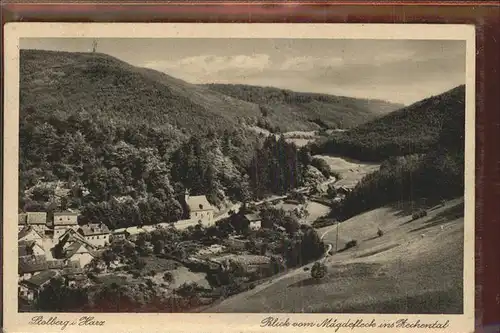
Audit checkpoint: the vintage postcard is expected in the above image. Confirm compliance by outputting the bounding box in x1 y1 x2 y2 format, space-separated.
3 23 475 333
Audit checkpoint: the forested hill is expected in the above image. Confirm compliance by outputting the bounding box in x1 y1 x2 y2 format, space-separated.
20 50 262 135
203 83 403 132
310 85 466 162
18 50 320 229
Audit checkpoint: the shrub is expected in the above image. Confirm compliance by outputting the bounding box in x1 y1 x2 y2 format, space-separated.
344 240 358 250
311 262 327 279
377 229 384 237
412 209 428 220
163 272 174 283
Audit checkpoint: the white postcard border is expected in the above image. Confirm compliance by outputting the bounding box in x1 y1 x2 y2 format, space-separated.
3 23 476 333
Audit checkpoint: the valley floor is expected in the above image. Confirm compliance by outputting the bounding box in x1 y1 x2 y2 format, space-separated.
204 197 465 314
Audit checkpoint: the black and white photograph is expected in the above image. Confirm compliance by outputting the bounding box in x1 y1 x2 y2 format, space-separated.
3 23 475 333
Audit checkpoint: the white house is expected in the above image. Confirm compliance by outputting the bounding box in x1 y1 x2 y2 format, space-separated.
184 192 215 227
63 241 97 268
77 223 111 247
52 211 79 240
18 226 44 248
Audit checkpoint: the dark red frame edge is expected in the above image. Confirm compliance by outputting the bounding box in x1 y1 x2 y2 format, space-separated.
1 3 499 332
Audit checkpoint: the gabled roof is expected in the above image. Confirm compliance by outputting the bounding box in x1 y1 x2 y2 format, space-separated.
19 255 48 274
58 228 96 249
64 242 88 258
18 240 43 257
18 226 43 240
21 270 58 289
26 212 47 225
78 223 110 236
61 267 84 276
186 195 213 212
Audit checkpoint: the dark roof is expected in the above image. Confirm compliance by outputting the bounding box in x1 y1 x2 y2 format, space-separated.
19 255 48 274
22 270 58 289
78 223 110 236
47 260 65 270
243 213 261 222
26 212 47 225
18 240 42 257
58 229 95 249
18 226 43 240
61 267 84 275
64 241 96 259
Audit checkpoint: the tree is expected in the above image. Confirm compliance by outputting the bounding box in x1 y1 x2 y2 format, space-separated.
163 272 174 284
36 277 89 311
153 239 165 255
311 262 327 279
327 184 337 198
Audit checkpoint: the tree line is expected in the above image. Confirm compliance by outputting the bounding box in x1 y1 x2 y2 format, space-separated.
19 107 315 230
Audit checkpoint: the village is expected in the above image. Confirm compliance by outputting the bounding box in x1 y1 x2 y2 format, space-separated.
17 178 354 309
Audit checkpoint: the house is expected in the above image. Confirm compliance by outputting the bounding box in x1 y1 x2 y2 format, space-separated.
242 213 262 230
25 212 48 234
18 270 59 302
18 240 45 257
111 228 130 240
18 255 48 281
19 212 48 232
52 211 79 240
77 223 111 247
63 241 97 268
18 226 44 248
184 191 215 226
121 226 147 241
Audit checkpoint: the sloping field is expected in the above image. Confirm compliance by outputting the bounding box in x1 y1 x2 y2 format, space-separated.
313 155 380 188
205 197 464 313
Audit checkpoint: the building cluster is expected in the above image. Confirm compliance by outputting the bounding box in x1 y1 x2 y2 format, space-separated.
17 210 109 306
17 193 217 306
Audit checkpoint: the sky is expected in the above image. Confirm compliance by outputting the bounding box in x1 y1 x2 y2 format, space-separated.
21 38 466 105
